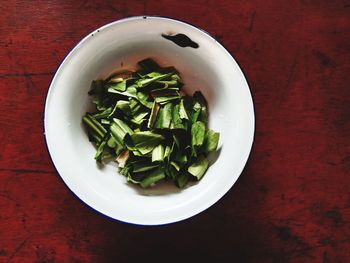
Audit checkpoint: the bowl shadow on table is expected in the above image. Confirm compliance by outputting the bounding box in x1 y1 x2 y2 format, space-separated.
125 147 222 196
96 164 270 263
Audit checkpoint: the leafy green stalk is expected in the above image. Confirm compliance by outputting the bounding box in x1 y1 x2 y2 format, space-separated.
109 118 133 147
154 103 173 129
203 129 220 152
191 121 206 147
148 102 160 129
95 138 108 162
187 156 209 180
152 144 165 162
176 173 189 188
130 131 164 155
83 114 107 139
140 168 166 188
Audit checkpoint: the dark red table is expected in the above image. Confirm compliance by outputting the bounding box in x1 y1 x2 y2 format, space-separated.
1 1 349 262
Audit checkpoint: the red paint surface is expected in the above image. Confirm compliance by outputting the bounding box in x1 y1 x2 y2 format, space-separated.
1 1 350 262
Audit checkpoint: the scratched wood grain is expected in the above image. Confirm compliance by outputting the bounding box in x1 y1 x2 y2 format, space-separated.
0 0 349 262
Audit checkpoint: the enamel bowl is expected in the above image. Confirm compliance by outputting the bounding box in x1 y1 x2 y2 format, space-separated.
44 16 254 225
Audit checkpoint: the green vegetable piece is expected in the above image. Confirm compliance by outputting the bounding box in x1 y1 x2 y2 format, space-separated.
193 91 208 122
130 131 164 155
82 114 107 139
109 118 133 146
116 100 132 116
170 161 180 171
154 96 180 104
145 72 164 79
88 131 102 144
126 86 138 97
152 144 164 162
164 145 171 160
91 92 108 111
113 118 134 135
107 103 118 119
95 138 107 162
190 101 201 123
151 86 179 94
109 79 127 91
136 92 153 108
203 129 220 152
92 107 112 119
148 102 161 129
174 151 188 166
137 72 173 88
115 143 124 156
127 173 146 184
132 160 159 173
132 150 143 156
107 136 117 148
151 88 179 98
167 142 175 161
107 86 137 98
109 124 125 146
155 103 173 129
101 119 110 125
187 156 209 180
131 111 149 125
156 79 178 87
179 99 189 120
140 168 166 188
176 173 189 188
137 146 158 156
173 133 180 148
165 164 178 180
129 98 142 114
120 163 132 176
171 73 180 80
171 104 185 129
191 121 206 147
101 152 114 162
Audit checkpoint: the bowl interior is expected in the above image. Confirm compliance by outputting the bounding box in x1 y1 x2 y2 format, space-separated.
45 17 254 225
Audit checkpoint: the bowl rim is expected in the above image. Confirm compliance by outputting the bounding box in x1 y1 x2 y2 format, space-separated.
44 15 255 225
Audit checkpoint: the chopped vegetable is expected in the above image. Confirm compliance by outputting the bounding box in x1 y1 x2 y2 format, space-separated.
154 103 173 129
140 168 166 188
152 144 165 162
191 121 206 147
203 129 220 152
82 58 220 188
130 131 164 155
187 156 209 180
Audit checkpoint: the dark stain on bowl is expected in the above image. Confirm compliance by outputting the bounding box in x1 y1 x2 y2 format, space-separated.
161 33 199 48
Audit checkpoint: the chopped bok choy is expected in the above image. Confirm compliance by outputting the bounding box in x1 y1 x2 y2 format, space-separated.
82 58 220 188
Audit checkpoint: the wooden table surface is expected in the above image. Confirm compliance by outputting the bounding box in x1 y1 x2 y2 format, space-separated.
1 1 350 262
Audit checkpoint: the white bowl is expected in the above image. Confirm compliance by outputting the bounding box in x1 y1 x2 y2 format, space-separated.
44 16 254 225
